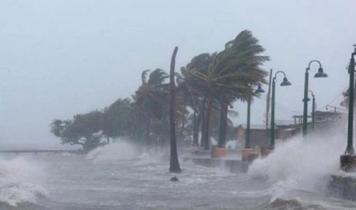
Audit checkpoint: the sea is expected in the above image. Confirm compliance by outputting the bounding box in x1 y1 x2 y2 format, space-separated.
0 135 356 210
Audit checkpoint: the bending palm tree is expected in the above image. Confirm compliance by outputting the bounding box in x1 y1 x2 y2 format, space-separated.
215 30 269 148
169 47 181 173
182 30 269 151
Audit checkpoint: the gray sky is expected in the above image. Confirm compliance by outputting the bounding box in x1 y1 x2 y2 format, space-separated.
0 0 355 148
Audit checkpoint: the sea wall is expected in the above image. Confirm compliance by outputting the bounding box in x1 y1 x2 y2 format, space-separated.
328 175 356 200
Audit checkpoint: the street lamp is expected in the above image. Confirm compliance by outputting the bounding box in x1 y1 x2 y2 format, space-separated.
270 71 291 149
303 60 327 136
245 84 264 149
340 46 356 172
309 90 316 130
346 46 356 155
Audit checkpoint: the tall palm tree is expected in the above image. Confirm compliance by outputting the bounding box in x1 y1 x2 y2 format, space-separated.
215 30 269 148
181 53 216 150
182 30 269 150
169 47 181 173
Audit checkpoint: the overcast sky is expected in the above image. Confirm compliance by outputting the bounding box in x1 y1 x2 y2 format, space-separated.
0 0 355 148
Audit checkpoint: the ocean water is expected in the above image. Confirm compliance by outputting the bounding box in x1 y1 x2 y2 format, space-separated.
0 139 356 210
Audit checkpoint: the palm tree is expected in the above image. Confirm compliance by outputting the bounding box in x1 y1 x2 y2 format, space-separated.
181 53 216 150
169 47 181 173
134 68 169 145
182 30 269 150
176 71 204 146
215 30 269 148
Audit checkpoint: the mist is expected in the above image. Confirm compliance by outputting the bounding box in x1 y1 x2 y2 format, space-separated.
0 0 355 148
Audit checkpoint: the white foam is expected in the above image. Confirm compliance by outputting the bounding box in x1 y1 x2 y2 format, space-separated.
248 131 344 199
0 156 47 206
0 183 47 206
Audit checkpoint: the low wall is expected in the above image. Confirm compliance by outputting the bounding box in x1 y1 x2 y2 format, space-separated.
328 175 356 200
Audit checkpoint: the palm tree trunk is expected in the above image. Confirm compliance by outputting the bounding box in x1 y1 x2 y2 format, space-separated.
180 117 185 141
169 47 181 173
202 97 212 150
218 102 228 148
200 98 206 147
192 110 200 146
145 118 151 146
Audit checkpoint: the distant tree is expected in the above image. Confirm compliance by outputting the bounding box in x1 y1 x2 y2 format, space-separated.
50 111 107 152
340 88 356 108
102 98 135 141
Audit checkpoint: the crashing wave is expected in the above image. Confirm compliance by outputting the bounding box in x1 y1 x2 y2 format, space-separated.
249 134 341 191
0 183 47 207
0 157 47 207
248 131 346 209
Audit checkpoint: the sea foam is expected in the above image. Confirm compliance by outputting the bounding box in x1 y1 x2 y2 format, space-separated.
0 156 47 206
248 131 346 200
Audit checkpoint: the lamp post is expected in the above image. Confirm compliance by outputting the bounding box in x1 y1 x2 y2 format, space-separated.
270 71 291 149
309 90 316 130
346 47 356 155
245 84 264 148
340 46 356 172
303 60 327 136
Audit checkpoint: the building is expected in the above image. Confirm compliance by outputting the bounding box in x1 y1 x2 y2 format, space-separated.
235 110 345 149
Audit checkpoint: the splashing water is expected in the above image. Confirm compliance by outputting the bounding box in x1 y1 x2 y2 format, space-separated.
249 131 347 202
0 156 47 206
86 140 169 166
86 141 140 163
